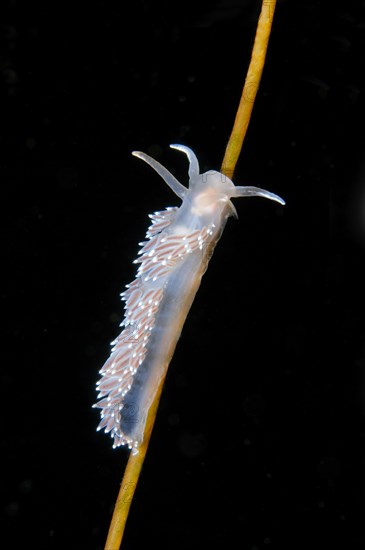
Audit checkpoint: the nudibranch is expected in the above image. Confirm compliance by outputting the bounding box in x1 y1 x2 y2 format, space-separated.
93 145 285 454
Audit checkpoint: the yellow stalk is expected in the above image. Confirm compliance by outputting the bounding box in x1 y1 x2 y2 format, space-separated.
103 2 276 548
104 382 163 549
221 0 276 179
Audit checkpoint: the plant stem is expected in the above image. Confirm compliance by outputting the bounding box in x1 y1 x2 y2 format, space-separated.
103 2 276 548
104 382 163 549
221 0 277 179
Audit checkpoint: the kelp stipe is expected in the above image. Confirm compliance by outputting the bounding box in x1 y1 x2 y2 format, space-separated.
99 1 280 548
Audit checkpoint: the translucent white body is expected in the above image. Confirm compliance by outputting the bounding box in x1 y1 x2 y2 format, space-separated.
93 145 284 453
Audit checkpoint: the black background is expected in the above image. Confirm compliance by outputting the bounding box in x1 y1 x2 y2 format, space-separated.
2 0 365 548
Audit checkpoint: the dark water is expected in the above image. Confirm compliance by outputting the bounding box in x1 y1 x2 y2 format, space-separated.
2 0 365 548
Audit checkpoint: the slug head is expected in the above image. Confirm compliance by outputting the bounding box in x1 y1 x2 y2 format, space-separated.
132 144 285 220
